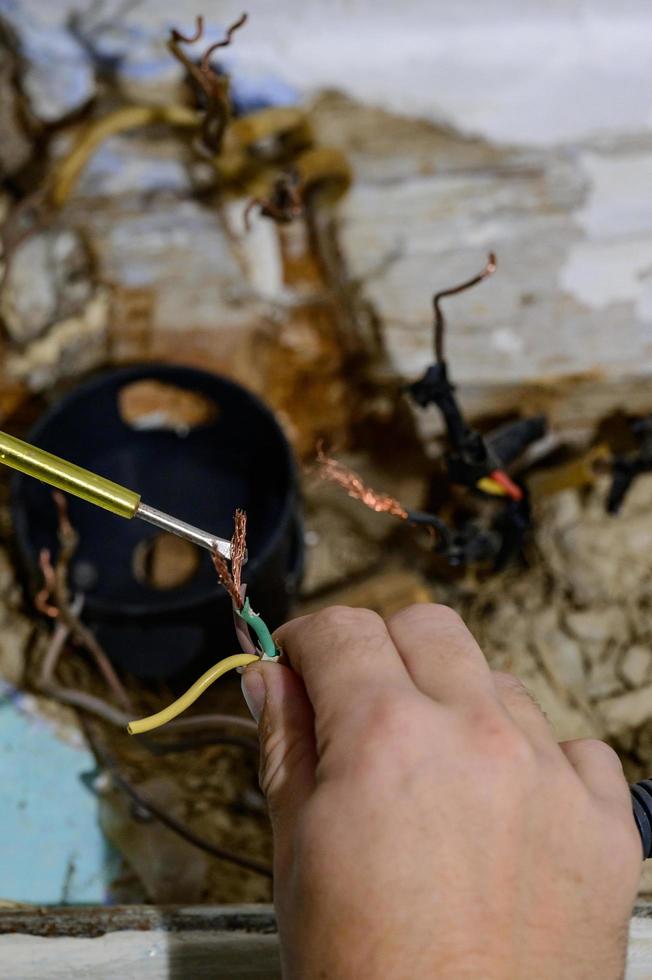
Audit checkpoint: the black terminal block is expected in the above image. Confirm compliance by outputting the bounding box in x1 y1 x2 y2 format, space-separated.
631 780 652 859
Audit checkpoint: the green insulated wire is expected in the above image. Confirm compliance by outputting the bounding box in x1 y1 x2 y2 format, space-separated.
236 597 279 659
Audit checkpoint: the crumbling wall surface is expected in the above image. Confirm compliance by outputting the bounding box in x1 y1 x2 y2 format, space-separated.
1 1 652 431
454 474 652 769
3 0 652 903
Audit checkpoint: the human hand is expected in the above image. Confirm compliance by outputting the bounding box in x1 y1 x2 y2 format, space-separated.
241 604 641 979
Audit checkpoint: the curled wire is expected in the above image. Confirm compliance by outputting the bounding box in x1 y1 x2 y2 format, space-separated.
200 13 248 71
167 12 248 154
434 252 496 364
212 549 243 610
243 169 304 231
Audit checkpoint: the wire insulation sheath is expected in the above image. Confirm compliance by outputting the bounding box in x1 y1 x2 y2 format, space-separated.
127 653 259 734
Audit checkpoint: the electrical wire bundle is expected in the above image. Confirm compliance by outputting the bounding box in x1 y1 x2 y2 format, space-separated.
127 509 279 735
314 256 548 569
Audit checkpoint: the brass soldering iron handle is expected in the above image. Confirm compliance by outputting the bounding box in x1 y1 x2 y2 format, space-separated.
0 429 140 518
0 429 234 559
631 781 652 858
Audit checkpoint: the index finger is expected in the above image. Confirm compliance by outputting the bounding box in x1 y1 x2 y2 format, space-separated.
274 605 415 736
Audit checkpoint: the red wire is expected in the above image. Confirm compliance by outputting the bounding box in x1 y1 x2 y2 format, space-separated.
489 469 523 502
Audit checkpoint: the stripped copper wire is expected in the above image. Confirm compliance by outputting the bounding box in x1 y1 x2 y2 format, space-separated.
231 508 247 593
316 444 409 519
212 549 243 609
212 510 258 653
434 252 496 364
315 444 452 550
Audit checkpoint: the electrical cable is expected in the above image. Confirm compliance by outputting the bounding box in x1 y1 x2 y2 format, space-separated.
127 509 279 735
127 653 259 734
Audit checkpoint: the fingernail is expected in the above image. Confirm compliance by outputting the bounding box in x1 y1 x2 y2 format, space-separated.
241 669 265 724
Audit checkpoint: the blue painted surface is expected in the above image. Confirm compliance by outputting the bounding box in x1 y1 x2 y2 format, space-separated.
0 685 111 904
230 74 300 115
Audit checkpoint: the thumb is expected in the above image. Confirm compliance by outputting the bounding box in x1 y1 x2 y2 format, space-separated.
241 662 317 856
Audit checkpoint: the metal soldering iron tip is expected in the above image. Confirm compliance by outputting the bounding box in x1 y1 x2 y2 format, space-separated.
136 502 232 559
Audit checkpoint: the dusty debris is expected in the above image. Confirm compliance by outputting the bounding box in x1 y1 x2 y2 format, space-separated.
586 656 625 701
620 645 652 689
6 288 109 389
1 228 95 344
301 505 384 596
530 607 586 697
99 776 210 904
0 49 33 179
298 565 431 618
599 685 652 736
564 606 629 645
0 611 31 688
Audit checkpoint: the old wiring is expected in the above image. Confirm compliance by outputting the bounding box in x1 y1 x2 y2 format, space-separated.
433 253 497 365
168 13 247 156
36 596 258 744
49 105 199 208
33 492 259 740
408 253 545 502
315 444 452 550
243 169 305 231
127 509 280 735
35 494 132 712
406 254 547 567
29 493 271 880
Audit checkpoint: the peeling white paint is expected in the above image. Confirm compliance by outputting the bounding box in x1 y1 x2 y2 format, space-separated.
14 0 652 147
490 327 524 356
573 152 652 240
561 150 652 312
560 239 652 312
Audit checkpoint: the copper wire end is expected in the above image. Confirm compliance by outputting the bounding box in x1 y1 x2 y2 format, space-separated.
212 509 248 610
231 509 247 593
316 444 409 519
433 252 497 364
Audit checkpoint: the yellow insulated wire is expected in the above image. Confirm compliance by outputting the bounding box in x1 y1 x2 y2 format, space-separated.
127 653 259 735
476 476 508 497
